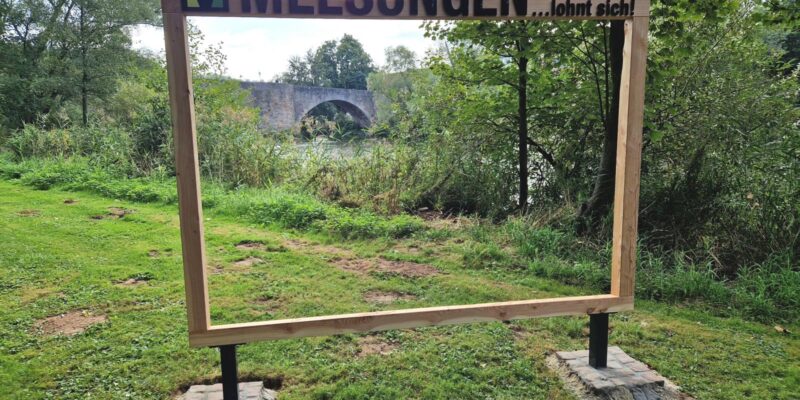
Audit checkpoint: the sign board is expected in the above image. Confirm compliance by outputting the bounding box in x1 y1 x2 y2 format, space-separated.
167 0 648 19
160 0 649 347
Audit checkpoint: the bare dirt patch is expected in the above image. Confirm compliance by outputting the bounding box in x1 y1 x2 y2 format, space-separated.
106 207 134 218
209 264 226 275
375 258 439 277
251 296 282 316
357 335 397 357
118 278 147 287
282 239 312 250
402 245 422 254
235 240 266 250
333 258 374 275
17 209 41 217
108 207 133 217
92 207 134 220
283 239 355 258
115 278 147 287
234 257 263 268
507 323 531 340
34 310 107 336
253 295 279 306
333 258 439 278
114 273 153 287
364 291 417 304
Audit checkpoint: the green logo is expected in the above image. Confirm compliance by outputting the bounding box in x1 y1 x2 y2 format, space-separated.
182 0 229 12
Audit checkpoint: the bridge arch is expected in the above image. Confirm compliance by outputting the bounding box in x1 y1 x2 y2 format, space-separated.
298 99 373 128
241 82 376 131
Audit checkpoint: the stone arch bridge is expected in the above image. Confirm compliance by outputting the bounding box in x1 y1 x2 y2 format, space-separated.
241 82 376 131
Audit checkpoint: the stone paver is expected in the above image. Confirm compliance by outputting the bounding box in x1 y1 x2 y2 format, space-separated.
180 381 277 400
555 346 669 398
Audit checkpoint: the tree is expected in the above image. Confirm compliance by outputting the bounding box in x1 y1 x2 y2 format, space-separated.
424 21 617 212
334 34 374 89
279 53 314 86
635 0 800 269
72 0 158 125
0 0 158 128
426 21 536 211
574 21 624 232
368 46 430 129
310 40 339 86
275 34 374 90
274 35 375 136
383 45 417 73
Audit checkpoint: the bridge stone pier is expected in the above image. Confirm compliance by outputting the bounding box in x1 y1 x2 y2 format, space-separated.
241 82 377 131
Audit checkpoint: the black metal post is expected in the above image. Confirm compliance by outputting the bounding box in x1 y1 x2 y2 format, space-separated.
588 313 608 368
219 345 239 400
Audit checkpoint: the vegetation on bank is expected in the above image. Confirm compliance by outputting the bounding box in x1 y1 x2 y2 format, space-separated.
2 155 796 323
0 156 425 240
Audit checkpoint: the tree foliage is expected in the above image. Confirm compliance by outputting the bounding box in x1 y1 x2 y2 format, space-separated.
0 0 159 128
275 34 375 90
369 0 799 270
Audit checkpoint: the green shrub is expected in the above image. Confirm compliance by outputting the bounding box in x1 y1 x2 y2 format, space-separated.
508 222 568 260
249 192 329 229
527 256 610 290
635 254 730 305
507 216 800 322
245 189 423 239
461 241 515 270
7 125 73 159
19 159 93 190
732 258 800 321
2 157 176 203
382 215 425 238
314 211 378 239
0 153 21 178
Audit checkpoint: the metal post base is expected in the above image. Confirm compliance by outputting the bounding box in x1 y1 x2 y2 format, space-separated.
588 313 608 368
220 345 239 400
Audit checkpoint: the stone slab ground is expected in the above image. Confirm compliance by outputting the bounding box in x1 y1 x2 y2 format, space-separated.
179 381 277 400
551 346 692 400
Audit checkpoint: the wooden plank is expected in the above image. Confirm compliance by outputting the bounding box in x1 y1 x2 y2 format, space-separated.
610 16 648 298
189 295 633 347
170 0 649 20
163 12 211 334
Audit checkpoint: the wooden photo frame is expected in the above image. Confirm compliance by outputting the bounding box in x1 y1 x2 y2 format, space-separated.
160 0 650 347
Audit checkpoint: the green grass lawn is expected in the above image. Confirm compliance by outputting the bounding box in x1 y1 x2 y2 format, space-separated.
0 180 797 399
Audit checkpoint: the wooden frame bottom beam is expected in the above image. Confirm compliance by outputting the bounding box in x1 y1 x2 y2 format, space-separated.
190 295 632 347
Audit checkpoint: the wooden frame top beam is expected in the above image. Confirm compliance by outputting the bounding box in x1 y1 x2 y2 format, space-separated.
163 0 649 19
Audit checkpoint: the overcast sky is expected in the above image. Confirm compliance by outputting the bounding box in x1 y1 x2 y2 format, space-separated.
131 18 435 81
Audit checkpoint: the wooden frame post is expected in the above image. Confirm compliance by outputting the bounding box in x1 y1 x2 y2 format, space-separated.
161 0 650 349
611 17 648 299
163 11 211 335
